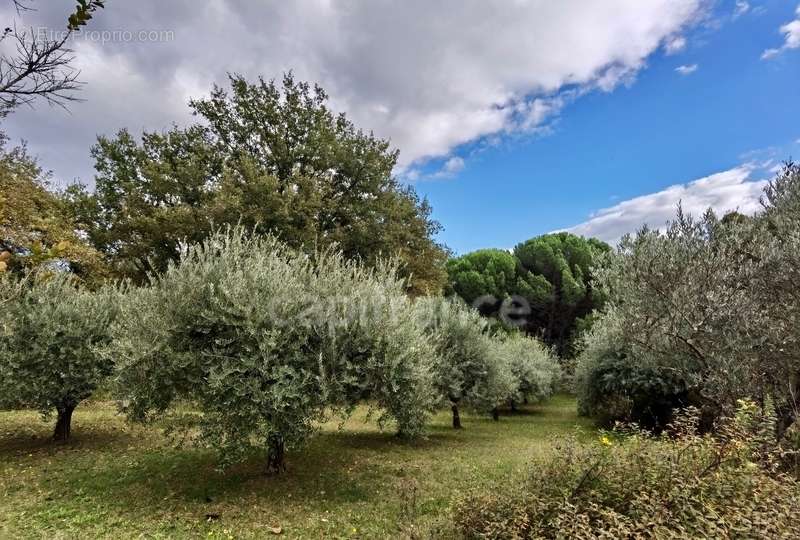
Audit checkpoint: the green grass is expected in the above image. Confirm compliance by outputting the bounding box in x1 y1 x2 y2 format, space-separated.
0 396 595 539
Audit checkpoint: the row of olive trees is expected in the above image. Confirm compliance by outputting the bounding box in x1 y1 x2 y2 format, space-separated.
575 163 800 436
415 296 560 428
0 228 560 472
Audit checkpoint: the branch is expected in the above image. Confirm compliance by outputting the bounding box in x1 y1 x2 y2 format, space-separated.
0 25 82 111
0 0 106 112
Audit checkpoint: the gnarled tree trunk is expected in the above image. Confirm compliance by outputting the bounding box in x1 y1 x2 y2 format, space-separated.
53 404 76 441
451 401 462 429
266 434 286 474
492 407 499 421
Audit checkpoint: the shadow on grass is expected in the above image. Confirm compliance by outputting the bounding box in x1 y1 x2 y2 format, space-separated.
16 420 473 519
0 421 145 456
499 407 548 418
34 448 380 524
0 396 593 531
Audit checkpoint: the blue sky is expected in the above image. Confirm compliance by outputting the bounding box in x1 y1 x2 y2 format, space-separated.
413 0 800 252
3 0 799 253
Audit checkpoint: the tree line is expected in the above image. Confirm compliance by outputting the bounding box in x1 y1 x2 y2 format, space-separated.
446 232 610 356
0 73 561 472
0 228 560 472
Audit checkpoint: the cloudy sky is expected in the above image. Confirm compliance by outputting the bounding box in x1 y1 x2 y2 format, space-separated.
2 0 799 251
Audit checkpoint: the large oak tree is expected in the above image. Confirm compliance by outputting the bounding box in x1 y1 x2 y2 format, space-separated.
66 74 448 295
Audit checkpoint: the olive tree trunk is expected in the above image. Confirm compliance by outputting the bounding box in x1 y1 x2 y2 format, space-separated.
451 401 462 429
266 434 286 474
53 404 76 441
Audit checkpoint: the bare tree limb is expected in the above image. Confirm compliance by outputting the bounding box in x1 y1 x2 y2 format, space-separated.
0 25 82 111
0 0 106 114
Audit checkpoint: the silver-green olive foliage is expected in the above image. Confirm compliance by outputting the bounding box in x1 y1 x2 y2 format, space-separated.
755 162 800 435
576 209 762 427
496 333 561 405
414 296 495 426
109 228 437 470
576 163 800 433
0 272 118 440
416 296 560 427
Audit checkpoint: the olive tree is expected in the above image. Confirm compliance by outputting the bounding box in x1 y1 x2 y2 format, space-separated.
497 333 560 409
110 228 437 472
480 344 520 421
415 296 495 428
753 162 800 437
0 272 117 440
576 207 765 429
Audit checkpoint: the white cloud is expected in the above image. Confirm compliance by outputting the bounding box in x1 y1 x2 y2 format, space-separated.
433 156 466 179
675 63 699 75
406 155 468 182
664 35 687 54
733 1 750 19
762 4 800 59
2 0 708 185
565 165 767 244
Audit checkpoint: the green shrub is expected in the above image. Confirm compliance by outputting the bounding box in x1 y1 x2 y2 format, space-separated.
574 315 690 430
110 228 437 471
577 357 689 430
453 403 800 539
0 272 118 440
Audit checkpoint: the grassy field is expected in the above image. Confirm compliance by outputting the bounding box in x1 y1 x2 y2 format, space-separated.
0 395 595 539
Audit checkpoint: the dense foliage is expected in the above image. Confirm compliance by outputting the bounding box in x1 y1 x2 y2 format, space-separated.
445 249 519 307
757 162 800 437
66 74 448 295
454 403 800 538
414 296 495 428
446 233 609 355
0 272 117 440
416 296 561 427
109 228 437 471
0 134 106 284
495 333 561 408
576 163 800 434
513 233 610 355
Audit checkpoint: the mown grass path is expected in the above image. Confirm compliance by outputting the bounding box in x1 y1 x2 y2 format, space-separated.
0 395 594 539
